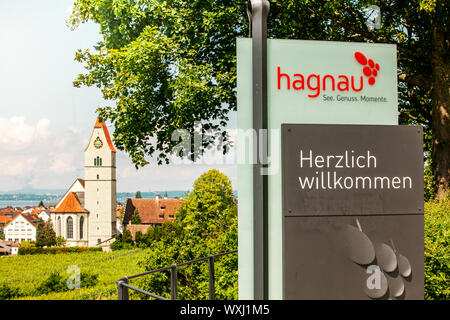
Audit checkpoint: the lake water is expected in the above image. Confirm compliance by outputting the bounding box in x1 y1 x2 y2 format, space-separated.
0 200 44 208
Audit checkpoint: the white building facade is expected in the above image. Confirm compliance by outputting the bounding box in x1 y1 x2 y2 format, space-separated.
4 214 37 243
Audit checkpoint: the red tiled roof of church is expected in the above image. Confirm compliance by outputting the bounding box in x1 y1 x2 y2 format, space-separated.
53 192 85 213
94 118 117 153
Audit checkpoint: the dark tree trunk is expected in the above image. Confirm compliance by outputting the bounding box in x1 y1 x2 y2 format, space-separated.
431 24 450 199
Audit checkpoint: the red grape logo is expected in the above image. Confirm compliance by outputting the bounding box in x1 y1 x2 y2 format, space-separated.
355 52 380 86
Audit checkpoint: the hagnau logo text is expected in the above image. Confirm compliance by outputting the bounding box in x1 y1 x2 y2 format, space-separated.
277 52 381 98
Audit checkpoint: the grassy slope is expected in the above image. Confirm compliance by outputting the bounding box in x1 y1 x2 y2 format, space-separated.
0 249 150 300
0 198 448 300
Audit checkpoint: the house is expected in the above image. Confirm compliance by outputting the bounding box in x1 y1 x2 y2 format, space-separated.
37 209 50 222
122 197 183 239
3 213 38 243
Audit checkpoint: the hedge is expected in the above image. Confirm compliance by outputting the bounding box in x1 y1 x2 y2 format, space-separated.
424 197 450 300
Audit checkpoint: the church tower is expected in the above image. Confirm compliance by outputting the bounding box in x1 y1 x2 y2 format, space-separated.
84 118 117 246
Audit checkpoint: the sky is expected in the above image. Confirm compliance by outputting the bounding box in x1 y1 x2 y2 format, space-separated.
0 0 237 193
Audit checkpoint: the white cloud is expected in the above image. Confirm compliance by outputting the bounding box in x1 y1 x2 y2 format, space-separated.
0 155 38 177
0 116 86 191
0 116 51 150
0 116 238 192
50 151 77 174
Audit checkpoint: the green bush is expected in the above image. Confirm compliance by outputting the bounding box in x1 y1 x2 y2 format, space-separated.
35 272 66 295
80 272 99 288
47 247 58 255
35 271 99 295
18 246 102 255
110 239 123 251
0 284 21 300
138 170 237 300
425 197 450 300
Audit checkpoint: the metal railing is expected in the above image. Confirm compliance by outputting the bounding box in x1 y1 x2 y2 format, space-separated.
116 249 238 300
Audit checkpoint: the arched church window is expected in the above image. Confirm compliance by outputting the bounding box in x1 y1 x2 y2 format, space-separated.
99 158 102 166
79 216 84 239
66 217 73 239
97 174 99 180
57 217 61 236
94 158 97 166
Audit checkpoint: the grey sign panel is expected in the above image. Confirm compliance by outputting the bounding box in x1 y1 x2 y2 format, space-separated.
282 124 424 299
282 124 424 216
284 215 424 300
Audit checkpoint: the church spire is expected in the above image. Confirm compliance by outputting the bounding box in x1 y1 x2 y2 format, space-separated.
91 117 117 153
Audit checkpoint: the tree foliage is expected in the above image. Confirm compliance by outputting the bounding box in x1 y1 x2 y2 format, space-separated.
424 196 450 300
36 219 57 248
130 209 142 224
55 236 67 247
71 0 448 194
122 229 133 244
35 218 46 247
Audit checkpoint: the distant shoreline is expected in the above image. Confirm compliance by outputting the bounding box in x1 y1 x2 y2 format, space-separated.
0 190 238 208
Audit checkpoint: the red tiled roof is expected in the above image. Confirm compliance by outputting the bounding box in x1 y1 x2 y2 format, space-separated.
0 207 14 212
123 198 183 225
53 192 85 213
5 213 38 228
94 118 116 153
31 208 43 215
0 216 12 224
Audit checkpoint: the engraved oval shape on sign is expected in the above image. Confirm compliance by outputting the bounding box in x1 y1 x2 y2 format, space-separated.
376 243 397 273
344 224 375 265
388 276 405 298
397 254 412 278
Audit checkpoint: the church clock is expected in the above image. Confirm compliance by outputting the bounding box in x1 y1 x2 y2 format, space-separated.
94 137 103 149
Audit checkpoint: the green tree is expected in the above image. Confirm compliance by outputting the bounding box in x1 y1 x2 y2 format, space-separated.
130 209 142 224
135 191 142 199
38 200 45 208
44 220 57 247
122 229 133 244
135 231 143 246
35 218 46 247
71 0 448 197
36 219 56 247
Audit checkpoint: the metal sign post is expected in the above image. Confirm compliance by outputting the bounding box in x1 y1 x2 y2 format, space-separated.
249 0 270 300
